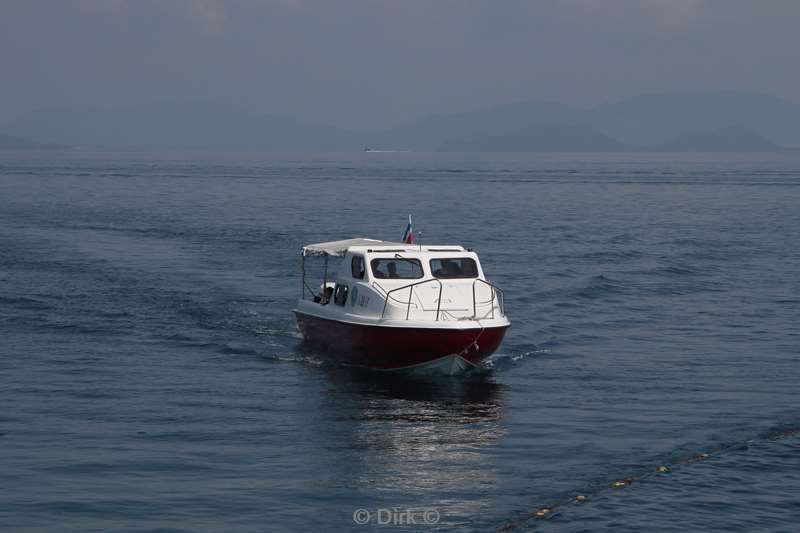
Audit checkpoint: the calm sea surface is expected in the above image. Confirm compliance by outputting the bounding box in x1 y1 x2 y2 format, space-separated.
1 151 799 532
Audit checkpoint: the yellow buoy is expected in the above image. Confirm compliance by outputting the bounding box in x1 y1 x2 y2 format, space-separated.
575 495 587 502
535 508 551 517
657 465 670 473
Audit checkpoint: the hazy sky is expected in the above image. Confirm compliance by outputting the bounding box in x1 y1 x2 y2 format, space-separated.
2 0 799 128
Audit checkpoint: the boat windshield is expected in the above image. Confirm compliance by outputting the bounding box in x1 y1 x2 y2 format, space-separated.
430 258 478 279
371 258 423 279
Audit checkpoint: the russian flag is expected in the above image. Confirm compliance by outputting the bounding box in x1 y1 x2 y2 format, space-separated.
402 215 414 244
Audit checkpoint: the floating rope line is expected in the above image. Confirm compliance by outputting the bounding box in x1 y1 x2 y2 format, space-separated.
497 425 800 531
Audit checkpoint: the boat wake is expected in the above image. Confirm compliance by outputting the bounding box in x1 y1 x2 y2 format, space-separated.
484 348 550 372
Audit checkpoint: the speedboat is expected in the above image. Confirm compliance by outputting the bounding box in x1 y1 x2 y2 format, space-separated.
293 238 510 374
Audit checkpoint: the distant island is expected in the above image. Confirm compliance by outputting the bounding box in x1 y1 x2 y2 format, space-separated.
438 124 629 152
0 133 59 150
652 126 781 152
2 92 798 152
437 125 784 152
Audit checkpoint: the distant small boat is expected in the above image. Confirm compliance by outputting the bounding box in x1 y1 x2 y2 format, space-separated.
294 238 509 375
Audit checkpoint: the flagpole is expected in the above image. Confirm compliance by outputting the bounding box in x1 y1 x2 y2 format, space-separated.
411 214 422 251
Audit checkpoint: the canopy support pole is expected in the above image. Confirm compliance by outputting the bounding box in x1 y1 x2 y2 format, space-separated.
323 254 328 301
301 253 306 299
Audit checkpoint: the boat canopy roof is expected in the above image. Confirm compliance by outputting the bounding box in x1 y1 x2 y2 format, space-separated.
302 238 395 257
302 238 468 257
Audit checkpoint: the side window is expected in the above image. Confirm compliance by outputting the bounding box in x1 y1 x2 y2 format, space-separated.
351 256 365 279
334 283 349 306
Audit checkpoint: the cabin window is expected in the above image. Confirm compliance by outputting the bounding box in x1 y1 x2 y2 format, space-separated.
430 258 478 279
351 256 365 279
334 283 349 306
370 258 423 279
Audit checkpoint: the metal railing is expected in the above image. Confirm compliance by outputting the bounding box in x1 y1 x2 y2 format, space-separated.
379 278 443 320
472 279 505 319
376 278 504 321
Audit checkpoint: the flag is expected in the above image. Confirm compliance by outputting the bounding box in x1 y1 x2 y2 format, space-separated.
402 215 414 244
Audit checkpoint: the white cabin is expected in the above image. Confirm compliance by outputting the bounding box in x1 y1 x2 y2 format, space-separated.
296 238 507 328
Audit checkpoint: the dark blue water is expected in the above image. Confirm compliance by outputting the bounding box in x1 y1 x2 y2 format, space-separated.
1 151 798 532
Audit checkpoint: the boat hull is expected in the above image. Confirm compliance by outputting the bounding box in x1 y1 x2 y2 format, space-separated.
294 311 508 373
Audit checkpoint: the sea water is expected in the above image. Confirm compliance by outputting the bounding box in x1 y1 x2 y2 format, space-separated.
1 151 798 532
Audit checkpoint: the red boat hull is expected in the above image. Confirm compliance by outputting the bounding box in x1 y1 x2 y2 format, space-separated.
294 311 508 370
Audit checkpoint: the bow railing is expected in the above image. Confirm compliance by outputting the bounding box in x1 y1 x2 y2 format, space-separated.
375 278 504 321
472 279 505 320
378 278 443 320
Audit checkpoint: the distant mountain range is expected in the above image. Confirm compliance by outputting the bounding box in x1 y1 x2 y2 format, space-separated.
439 124 628 152
3 92 799 152
439 125 782 152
